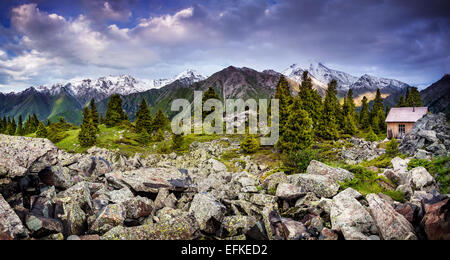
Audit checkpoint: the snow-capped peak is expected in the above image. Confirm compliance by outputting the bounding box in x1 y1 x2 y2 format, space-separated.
34 70 206 104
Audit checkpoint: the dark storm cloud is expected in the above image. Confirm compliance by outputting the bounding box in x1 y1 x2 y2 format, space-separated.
0 0 448 91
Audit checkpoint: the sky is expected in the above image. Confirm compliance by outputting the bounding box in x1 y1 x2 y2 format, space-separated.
0 0 448 92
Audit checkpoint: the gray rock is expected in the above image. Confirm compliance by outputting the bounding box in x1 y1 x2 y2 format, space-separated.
208 159 227 173
290 174 340 198
306 160 354 182
89 204 126 234
366 194 417 240
105 168 193 193
26 215 63 238
408 167 436 191
189 193 226 234
48 166 75 190
0 134 57 178
281 218 309 240
331 189 378 240
275 183 305 200
0 194 27 240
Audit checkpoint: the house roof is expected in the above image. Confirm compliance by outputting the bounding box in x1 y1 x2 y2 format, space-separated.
385 107 428 123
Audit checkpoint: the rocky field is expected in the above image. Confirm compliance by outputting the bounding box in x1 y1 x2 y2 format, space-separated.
0 115 449 240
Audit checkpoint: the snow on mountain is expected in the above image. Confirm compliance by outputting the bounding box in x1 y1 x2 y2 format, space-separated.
282 62 409 97
351 74 408 92
35 69 205 104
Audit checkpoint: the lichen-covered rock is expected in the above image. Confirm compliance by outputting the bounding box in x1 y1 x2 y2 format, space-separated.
25 215 63 238
262 206 288 240
108 188 153 219
105 168 193 193
408 167 436 191
101 209 200 240
0 134 58 178
306 160 354 183
290 174 339 198
47 166 75 190
189 193 226 234
276 183 305 200
221 216 263 238
89 204 126 234
366 194 417 240
263 172 288 191
331 189 378 240
319 228 339 240
421 199 450 240
281 218 309 240
0 194 27 240
54 198 87 236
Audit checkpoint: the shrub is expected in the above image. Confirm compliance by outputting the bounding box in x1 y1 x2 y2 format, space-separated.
136 129 151 145
36 122 48 138
365 128 378 142
385 138 399 157
282 149 318 173
157 142 170 154
172 134 184 150
241 134 260 154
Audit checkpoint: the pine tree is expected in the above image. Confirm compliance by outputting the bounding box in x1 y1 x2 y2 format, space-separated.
298 71 323 127
316 80 340 140
36 121 48 138
275 76 293 135
46 119 52 126
0 116 5 134
152 110 169 132
90 99 99 129
154 128 164 142
342 89 358 135
135 99 153 134
370 89 386 134
386 138 399 157
78 107 97 147
105 94 127 127
365 127 378 142
241 134 260 154
16 115 24 136
172 134 184 150
202 87 220 120
397 96 406 107
278 98 313 152
406 87 422 107
359 96 370 130
7 118 17 136
137 129 151 145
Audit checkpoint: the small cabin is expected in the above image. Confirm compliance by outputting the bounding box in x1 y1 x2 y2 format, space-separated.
385 107 428 139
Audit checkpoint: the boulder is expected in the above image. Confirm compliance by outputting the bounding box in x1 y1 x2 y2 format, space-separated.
319 228 339 240
101 209 200 240
421 199 450 240
391 157 410 173
0 194 27 240
105 168 193 193
366 194 417 240
306 160 354 182
331 189 378 240
46 166 75 190
207 159 227 173
281 218 309 240
408 167 436 191
276 183 305 200
263 172 288 191
0 135 58 178
54 199 87 236
189 193 226 234
221 216 264 239
89 204 126 234
262 206 288 240
25 215 63 238
290 174 339 198
108 188 153 219
395 203 422 225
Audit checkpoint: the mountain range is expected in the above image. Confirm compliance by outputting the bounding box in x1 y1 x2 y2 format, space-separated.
0 62 448 124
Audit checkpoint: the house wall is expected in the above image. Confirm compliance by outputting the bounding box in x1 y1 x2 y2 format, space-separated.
387 122 415 139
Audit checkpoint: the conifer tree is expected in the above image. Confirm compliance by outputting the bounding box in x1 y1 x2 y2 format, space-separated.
172 133 184 150
90 99 99 129
241 134 260 154
298 71 323 127
202 87 220 120
365 127 378 142
36 121 48 138
370 89 386 134
16 115 24 136
359 96 370 130
105 94 127 127
152 110 169 132
135 99 153 134
78 107 97 147
386 138 399 157
274 76 293 135
7 118 16 135
137 129 151 145
154 129 164 142
397 96 406 107
278 98 313 152
342 89 358 135
0 116 5 134
406 87 422 107
46 119 52 126
316 80 340 140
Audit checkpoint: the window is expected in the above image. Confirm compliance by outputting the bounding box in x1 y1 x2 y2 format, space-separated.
399 124 406 136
